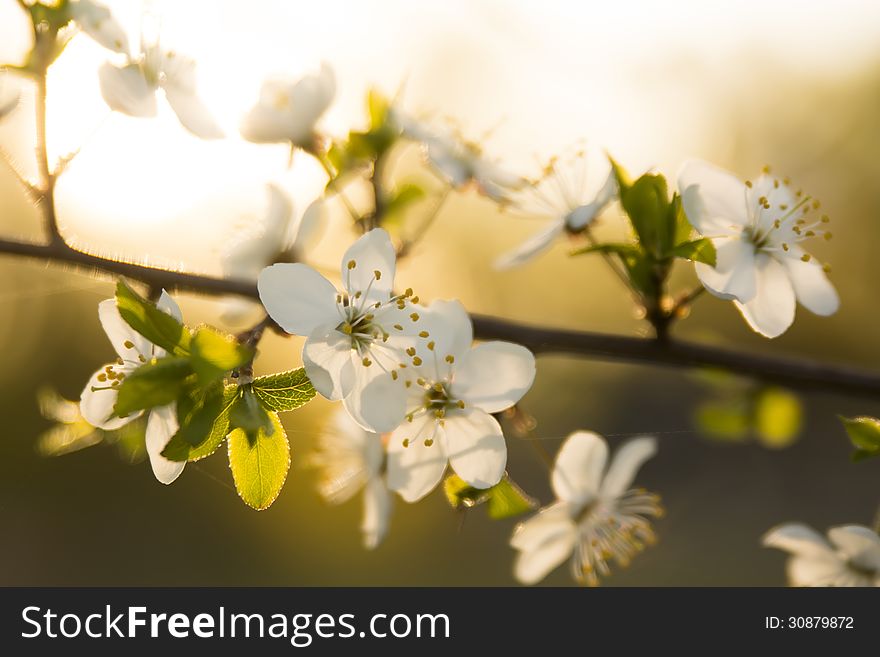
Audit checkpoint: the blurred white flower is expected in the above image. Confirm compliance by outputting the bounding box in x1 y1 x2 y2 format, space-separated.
258 228 421 433
220 184 324 325
311 409 393 549
511 431 662 585
68 0 130 54
79 291 185 484
678 160 838 338
763 523 880 587
384 299 536 502
222 184 324 280
495 151 617 269
0 73 20 121
240 64 336 149
397 115 525 202
99 44 224 139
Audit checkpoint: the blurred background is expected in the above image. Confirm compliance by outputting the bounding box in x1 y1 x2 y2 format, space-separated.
1 0 880 586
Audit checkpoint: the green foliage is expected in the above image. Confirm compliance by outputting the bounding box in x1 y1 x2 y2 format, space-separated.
572 155 717 301
113 357 192 417
252 368 316 412
695 382 803 449
443 474 537 520
754 388 802 447
671 238 716 267
230 385 275 441
326 88 401 183
384 182 426 220
228 411 290 510
115 281 191 356
190 326 253 385
839 416 880 462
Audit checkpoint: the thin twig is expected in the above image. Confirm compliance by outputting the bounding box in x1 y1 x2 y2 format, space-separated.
1 235 878 397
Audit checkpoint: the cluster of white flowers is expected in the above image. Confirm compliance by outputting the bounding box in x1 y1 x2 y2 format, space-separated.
258 228 537 545
55 1 859 587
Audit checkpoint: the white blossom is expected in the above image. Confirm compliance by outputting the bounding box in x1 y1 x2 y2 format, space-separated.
496 151 617 269
396 114 525 202
258 228 420 433
678 159 839 338
384 299 536 502
68 0 129 54
511 431 662 585
79 291 185 484
240 64 336 149
763 523 880 587
99 43 223 139
311 409 393 549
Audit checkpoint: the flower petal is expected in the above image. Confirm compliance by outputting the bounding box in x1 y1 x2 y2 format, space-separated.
303 324 356 400
782 249 839 317
362 476 393 550
98 62 157 118
79 366 136 430
599 436 657 499
827 525 880 572
419 299 473 369
257 263 338 335
452 341 536 413
163 85 224 139
678 159 749 235
443 407 507 489
734 254 796 338
386 416 448 502
695 235 756 302
349 369 407 433
762 523 834 558
510 502 574 551
98 298 150 359
494 221 565 270
513 525 578 585
289 199 325 257
145 404 185 485
341 228 396 300
551 431 607 505
155 290 183 322
786 555 856 587
69 0 130 54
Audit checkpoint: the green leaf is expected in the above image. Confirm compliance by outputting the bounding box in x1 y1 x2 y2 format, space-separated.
672 238 717 266
486 479 538 519
368 88 389 129
190 326 253 385
443 474 536 520
384 183 425 218
754 387 802 449
671 193 694 245
228 411 290 510
162 385 238 462
113 357 192 417
695 401 750 441
115 281 191 356
620 173 671 257
607 155 633 195
570 242 640 258
230 386 275 441
840 416 880 459
176 382 224 447
252 368 316 412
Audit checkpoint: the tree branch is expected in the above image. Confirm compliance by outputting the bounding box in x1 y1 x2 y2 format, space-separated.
1 235 878 398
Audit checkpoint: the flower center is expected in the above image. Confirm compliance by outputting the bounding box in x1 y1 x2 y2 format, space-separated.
742 171 832 272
